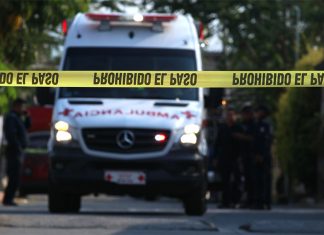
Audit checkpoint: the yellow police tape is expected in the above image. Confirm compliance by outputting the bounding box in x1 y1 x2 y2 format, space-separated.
0 71 324 87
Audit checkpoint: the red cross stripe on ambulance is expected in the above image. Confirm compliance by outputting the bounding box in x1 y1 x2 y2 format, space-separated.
58 107 196 120
58 108 74 117
181 111 196 119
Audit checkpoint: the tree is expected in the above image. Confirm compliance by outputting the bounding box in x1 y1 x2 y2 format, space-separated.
276 88 320 197
143 0 324 115
0 0 89 69
0 0 89 112
148 0 304 70
146 0 305 112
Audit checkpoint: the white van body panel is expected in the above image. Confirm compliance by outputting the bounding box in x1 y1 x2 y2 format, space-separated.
51 99 203 160
64 13 200 51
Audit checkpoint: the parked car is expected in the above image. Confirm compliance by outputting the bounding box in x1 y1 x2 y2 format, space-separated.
20 106 52 196
20 132 50 195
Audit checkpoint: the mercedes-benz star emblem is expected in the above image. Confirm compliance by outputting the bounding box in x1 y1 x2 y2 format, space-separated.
116 130 135 149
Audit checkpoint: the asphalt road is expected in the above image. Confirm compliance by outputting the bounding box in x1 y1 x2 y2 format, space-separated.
0 195 323 235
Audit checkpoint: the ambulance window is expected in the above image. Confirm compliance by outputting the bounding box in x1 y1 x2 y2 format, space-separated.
60 88 198 100
61 47 198 100
63 47 196 71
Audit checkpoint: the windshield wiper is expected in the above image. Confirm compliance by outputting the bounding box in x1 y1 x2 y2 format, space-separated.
154 102 188 107
128 96 169 99
68 100 103 105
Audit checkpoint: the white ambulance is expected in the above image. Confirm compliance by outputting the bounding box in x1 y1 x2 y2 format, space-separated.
48 12 208 215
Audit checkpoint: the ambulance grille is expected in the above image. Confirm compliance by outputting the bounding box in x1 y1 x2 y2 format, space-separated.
82 128 170 154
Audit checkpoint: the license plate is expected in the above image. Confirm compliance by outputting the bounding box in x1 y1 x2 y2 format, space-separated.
104 170 146 185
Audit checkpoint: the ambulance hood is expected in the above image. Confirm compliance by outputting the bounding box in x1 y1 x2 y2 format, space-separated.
53 98 202 130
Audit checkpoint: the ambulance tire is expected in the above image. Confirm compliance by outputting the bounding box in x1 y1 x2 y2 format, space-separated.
48 189 81 213
183 184 207 216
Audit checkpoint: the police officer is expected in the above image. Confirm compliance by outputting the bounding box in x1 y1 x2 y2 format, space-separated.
215 107 242 208
2 98 30 206
254 105 272 210
239 105 256 208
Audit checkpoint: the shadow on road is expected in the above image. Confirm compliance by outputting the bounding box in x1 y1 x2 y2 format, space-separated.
0 207 185 217
79 211 184 216
0 209 49 215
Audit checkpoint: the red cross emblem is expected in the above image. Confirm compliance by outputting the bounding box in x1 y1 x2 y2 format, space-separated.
181 111 196 119
58 108 74 117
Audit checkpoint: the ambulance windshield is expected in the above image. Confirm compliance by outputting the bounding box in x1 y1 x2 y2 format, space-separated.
60 47 198 101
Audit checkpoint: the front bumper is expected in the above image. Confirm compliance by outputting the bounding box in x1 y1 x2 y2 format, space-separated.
49 147 207 197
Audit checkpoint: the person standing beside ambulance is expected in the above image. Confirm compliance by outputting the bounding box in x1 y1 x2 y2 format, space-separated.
2 98 30 206
254 105 273 210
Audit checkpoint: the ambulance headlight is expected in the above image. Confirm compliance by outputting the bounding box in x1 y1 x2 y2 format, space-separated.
56 131 72 142
180 133 197 145
54 121 69 131
54 121 72 142
184 124 200 134
179 124 200 146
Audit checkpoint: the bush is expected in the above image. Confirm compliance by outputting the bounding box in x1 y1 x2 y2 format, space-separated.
276 88 320 195
0 58 17 114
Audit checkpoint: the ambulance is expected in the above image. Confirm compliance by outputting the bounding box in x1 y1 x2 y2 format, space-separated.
48 12 208 215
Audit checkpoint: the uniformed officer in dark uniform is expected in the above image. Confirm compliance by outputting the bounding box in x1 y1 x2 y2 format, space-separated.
239 105 256 208
2 98 30 206
215 107 242 208
254 105 272 210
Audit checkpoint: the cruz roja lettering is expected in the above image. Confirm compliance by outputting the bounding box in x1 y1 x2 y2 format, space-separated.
310 72 324 85
232 72 292 86
32 72 59 85
93 72 151 85
169 73 197 86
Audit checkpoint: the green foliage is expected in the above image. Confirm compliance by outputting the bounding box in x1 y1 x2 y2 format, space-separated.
147 1 324 115
0 0 89 112
276 88 320 194
148 0 324 69
0 87 17 114
95 0 139 11
148 0 305 70
0 60 9 70
0 56 16 113
301 0 324 48
276 42 323 196
295 47 324 70
0 0 89 69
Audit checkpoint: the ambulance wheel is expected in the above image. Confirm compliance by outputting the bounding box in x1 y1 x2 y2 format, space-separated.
183 185 207 216
48 189 81 213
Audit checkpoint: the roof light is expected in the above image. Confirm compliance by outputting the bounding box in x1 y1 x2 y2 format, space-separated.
86 13 121 21
142 15 177 22
133 13 144 22
85 13 176 23
199 22 205 41
61 19 68 36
